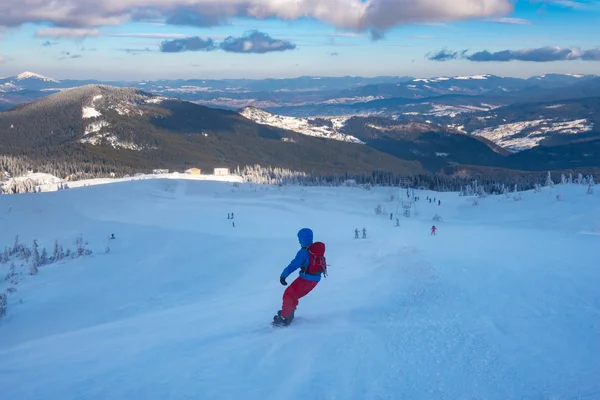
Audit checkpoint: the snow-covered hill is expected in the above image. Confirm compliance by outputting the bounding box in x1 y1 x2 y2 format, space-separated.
0 177 598 399
14 71 59 83
239 107 364 144
471 118 594 152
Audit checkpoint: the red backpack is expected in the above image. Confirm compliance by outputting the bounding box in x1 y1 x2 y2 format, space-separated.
302 242 328 278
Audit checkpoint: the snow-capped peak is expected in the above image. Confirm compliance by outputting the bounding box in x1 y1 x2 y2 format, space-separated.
15 71 59 82
453 74 492 80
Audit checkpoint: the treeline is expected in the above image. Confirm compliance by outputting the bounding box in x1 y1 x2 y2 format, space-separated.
1 157 596 195
238 165 595 193
0 154 135 182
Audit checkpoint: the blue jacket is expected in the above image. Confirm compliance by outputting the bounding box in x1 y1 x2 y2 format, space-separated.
280 228 321 283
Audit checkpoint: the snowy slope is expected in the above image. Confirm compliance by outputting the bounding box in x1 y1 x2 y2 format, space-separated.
0 179 599 400
471 118 594 152
240 107 364 144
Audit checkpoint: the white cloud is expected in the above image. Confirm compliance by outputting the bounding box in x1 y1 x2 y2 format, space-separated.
539 0 593 9
485 17 533 24
107 33 188 39
35 28 100 38
0 0 514 33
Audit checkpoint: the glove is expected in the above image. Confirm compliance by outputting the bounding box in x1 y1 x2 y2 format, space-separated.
280 277 287 286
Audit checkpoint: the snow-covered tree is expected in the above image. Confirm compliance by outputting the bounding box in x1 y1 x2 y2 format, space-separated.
11 235 21 256
588 175 595 186
0 293 7 318
32 239 40 262
568 173 573 184
40 248 48 265
1 247 9 264
577 173 584 184
545 171 554 187
588 184 594 194
477 185 487 198
561 174 567 185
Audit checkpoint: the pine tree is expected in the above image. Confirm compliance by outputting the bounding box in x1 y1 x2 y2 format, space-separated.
561 174 567 185
40 248 48 265
0 293 7 318
545 171 554 187
1 247 9 264
31 240 41 271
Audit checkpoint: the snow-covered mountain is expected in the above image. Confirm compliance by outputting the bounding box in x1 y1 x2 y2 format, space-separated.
14 71 59 83
472 118 595 152
0 177 598 399
239 106 364 144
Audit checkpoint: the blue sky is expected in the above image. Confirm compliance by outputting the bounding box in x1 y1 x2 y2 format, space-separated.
0 0 598 80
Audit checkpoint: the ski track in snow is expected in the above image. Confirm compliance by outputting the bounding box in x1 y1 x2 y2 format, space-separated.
0 180 599 399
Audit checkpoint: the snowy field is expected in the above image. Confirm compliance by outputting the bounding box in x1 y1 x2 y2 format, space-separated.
0 178 599 400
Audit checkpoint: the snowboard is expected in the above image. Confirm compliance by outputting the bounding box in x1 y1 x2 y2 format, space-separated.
272 312 297 327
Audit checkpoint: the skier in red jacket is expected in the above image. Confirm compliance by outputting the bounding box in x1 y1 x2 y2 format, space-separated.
431 225 437 235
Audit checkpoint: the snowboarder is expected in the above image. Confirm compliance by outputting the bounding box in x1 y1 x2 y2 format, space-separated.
431 225 437 235
273 228 326 326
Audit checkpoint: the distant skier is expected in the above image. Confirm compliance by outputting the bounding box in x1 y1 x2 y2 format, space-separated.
390 213 393 220
396 218 400 227
354 228 359 239
273 228 327 326
438 200 441 206
362 228 367 239
431 225 437 235
227 213 231 219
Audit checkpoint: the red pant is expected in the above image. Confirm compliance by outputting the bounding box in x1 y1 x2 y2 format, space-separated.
282 277 318 318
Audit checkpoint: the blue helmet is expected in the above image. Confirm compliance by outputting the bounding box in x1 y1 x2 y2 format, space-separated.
297 228 313 247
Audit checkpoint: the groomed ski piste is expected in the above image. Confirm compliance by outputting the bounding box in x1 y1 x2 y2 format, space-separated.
0 176 599 400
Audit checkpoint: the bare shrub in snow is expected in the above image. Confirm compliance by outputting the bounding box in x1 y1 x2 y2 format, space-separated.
6 287 17 295
75 234 92 257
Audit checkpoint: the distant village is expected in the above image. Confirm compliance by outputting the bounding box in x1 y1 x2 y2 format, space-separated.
150 167 230 177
